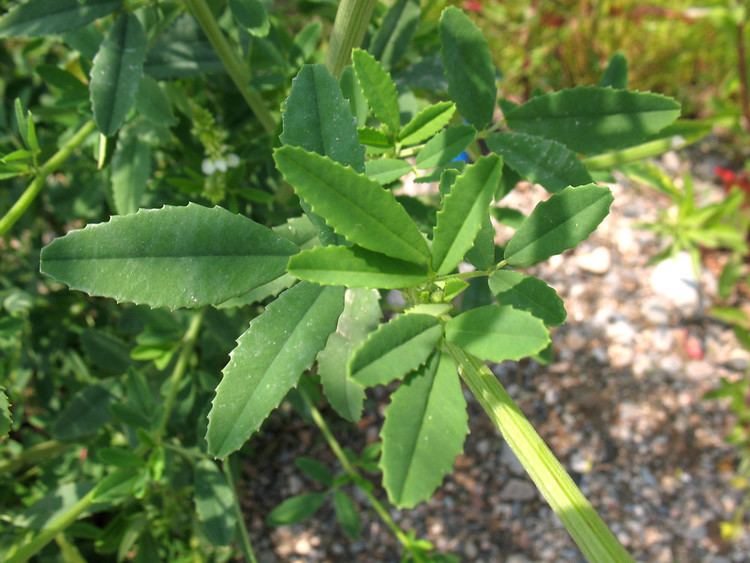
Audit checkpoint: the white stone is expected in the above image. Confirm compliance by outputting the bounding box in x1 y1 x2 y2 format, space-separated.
649 252 700 312
576 247 612 274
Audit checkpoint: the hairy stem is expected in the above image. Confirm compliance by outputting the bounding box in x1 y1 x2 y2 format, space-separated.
223 457 259 563
156 309 205 442
446 343 632 563
298 386 423 561
184 0 276 134
0 120 96 237
326 0 378 78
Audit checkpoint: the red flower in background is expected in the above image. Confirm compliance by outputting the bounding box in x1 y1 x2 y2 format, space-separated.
463 0 482 12
715 166 750 197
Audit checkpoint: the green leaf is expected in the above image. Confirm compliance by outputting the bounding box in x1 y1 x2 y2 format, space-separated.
486 132 592 193
465 214 495 270
0 387 11 438
0 0 120 38
267 492 327 526
439 7 496 129
349 313 443 387
505 87 681 154
599 52 628 89
41 204 297 309
492 206 525 229
352 49 400 132
399 102 455 146
340 66 368 127
368 0 420 69
36 64 89 104
206 282 345 458
230 0 269 37
288 246 430 289
294 457 334 486
489 270 566 326
96 447 144 468
90 13 147 136
432 155 503 275
281 64 364 172
333 490 361 539
274 146 430 264
194 460 237 546
380 351 468 508
415 125 475 170
445 305 550 362
144 15 222 79
358 126 392 149
80 329 131 374
318 288 381 422
365 158 412 185
135 76 176 126
111 124 151 215
503 184 613 267
51 382 117 441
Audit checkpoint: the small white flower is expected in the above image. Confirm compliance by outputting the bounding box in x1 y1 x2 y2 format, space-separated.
226 153 240 168
201 159 216 176
214 158 228 173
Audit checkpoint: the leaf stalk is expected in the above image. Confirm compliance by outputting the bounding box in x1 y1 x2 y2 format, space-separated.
0 120 97 237
298 386 425 561
446 342 633 563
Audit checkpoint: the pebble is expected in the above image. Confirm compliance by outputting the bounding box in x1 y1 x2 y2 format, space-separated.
502 479 537 501
576 246 612 274
649 252 701 313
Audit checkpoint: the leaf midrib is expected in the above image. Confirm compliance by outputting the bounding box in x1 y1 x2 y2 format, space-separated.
43 252 291 261
392 358 440 500
289 152 427 262
213 286 329 453
353 321 440 382
510 107 678 121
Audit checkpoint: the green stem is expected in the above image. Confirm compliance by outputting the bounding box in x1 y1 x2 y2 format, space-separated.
5 488 97 563
223 457 258 563
0 440 71 474
298 387 422 561
445 343 633 563
325 0 378 78
183 0 276 134
155 309 205 442
432 260 507 284
0 120 96 237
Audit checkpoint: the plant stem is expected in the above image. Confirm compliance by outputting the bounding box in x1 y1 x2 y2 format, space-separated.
0 440 71 474
5 488 97 563
737 18 750 132
325 0 378 78
297 386 422 560
155 309 205 442
582 120 713 171
223 457 259 563
445 343 633 563
0 120 96 237
183 0 276 134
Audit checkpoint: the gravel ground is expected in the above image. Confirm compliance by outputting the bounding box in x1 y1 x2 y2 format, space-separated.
237 149 750 562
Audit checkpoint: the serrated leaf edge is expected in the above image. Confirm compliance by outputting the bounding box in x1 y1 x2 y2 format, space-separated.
40 203 298 311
